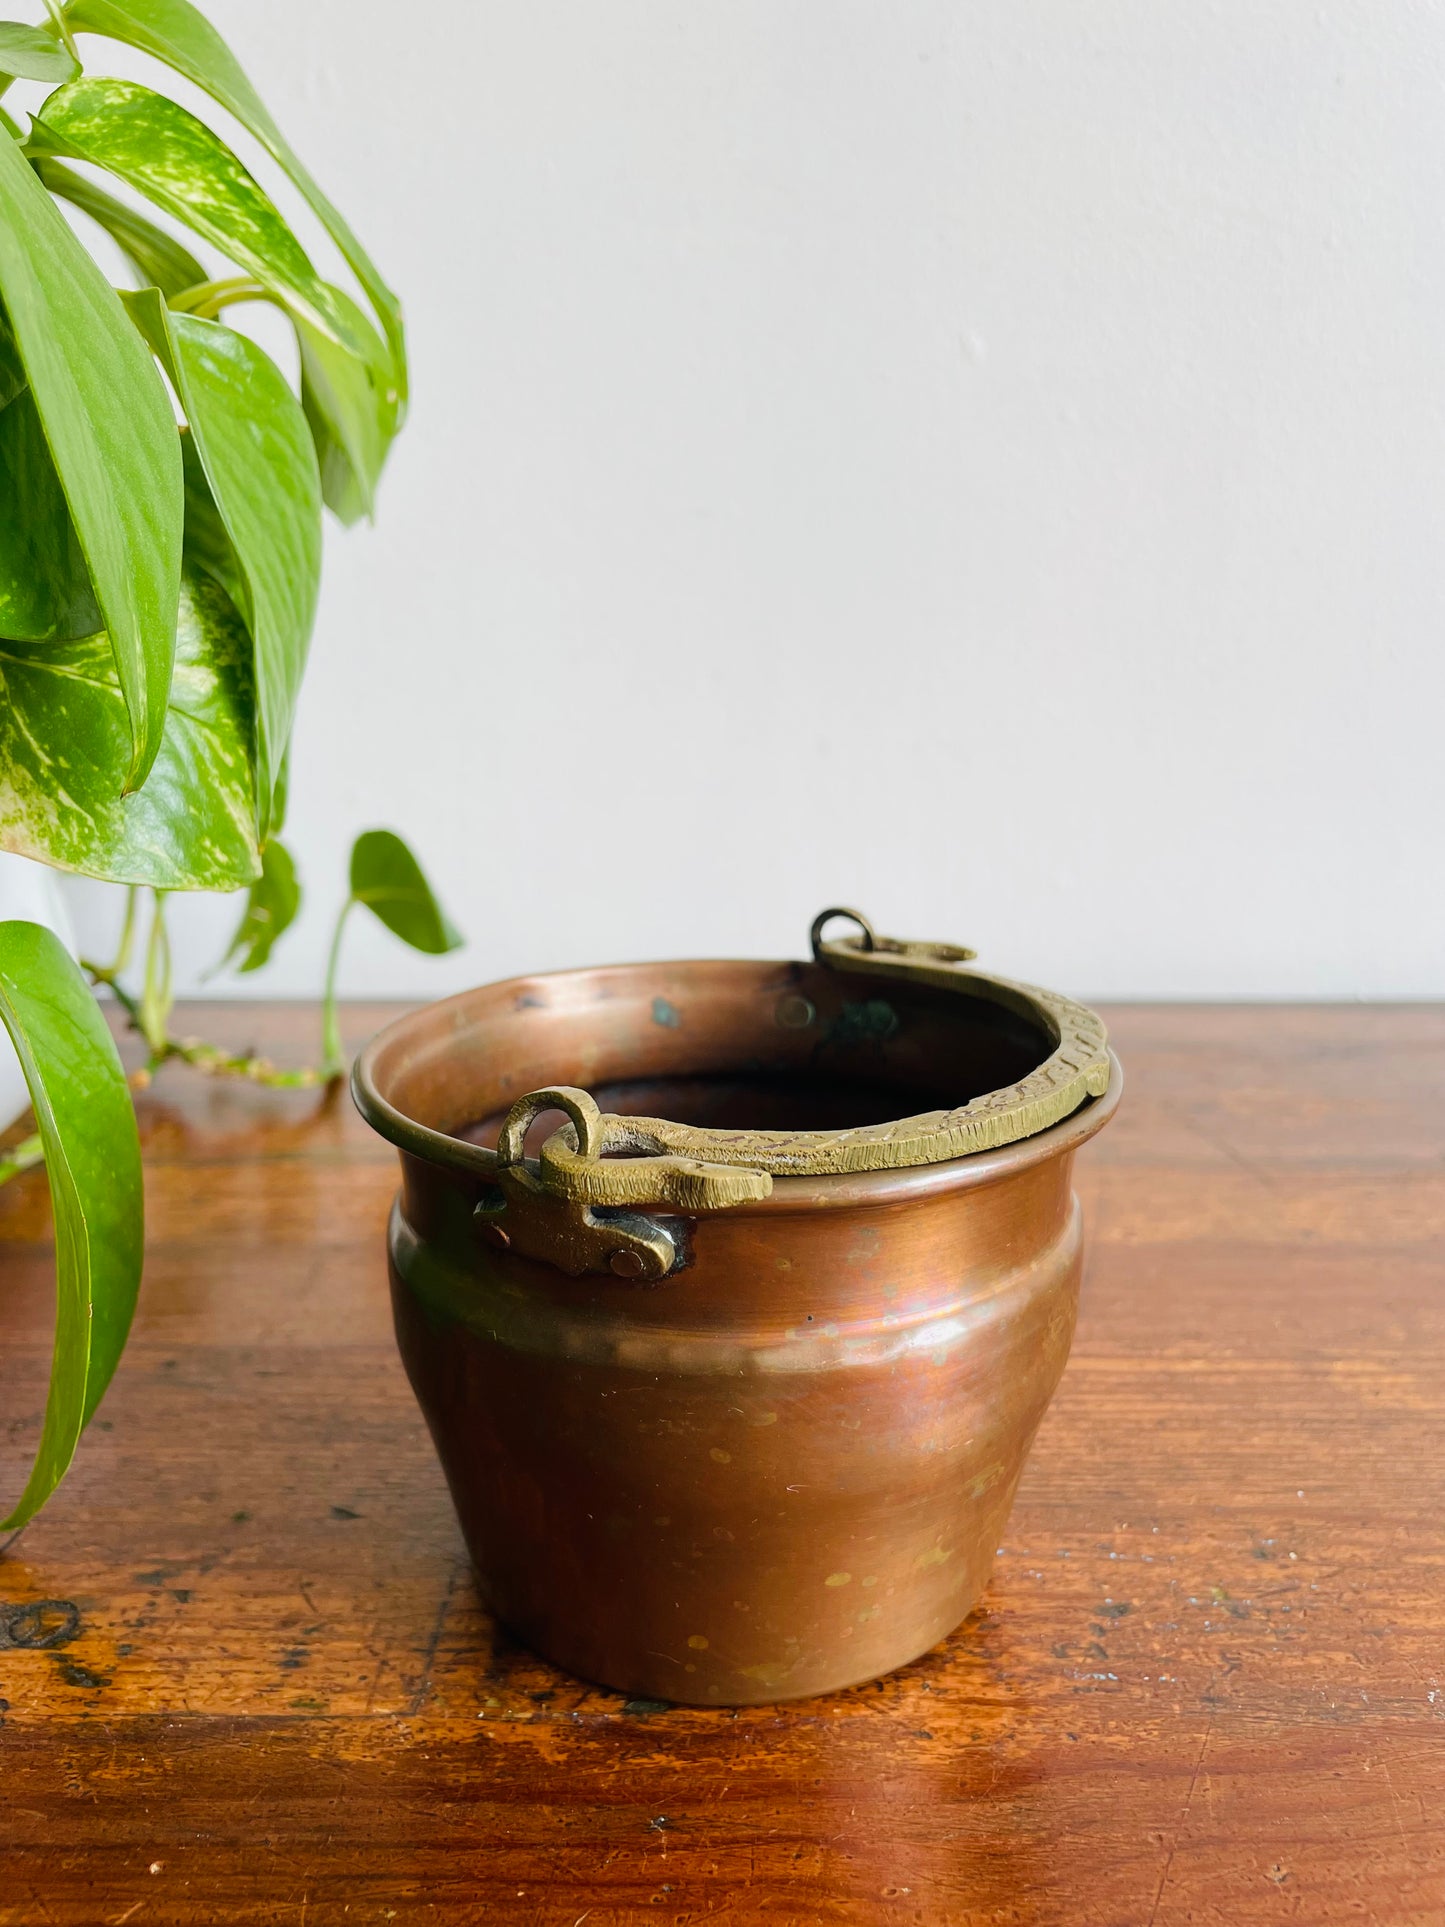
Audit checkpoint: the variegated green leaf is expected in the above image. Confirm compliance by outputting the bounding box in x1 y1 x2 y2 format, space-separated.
61 0 406 400
0 307 100 639
0 298 20 408
123 291 321 828
216 834 298 974
0 122 181 789
320 829 462 1072
0 20 78 82
296 287 399 525
0 920 143 1530
351 830 462 955
32 77 377 364
176 426 240 606
0 569 260 889
36 154 204 298
270 741 290 835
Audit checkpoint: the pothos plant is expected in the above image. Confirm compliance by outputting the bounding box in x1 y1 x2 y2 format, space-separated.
0 0 461 1530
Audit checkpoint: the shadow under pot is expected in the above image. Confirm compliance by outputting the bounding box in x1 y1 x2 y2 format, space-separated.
352 908 1120 1706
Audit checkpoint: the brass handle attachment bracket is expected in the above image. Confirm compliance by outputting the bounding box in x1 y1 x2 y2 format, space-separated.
474 1086 772 1282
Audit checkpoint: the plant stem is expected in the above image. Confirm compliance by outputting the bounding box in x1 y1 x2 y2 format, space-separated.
101 972 141 1028
320 896 355 1078
0 1131 43 1186
168 277 268 321
110 885 139 978
86 891 347 1092
42 0 79 60
81 954 142 1022
86 965 331 1088
138 890 172 1064
164 1037 329 1088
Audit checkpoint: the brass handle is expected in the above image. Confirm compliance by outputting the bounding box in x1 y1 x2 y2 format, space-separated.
812 904 978 969
809 905 878 957
471 907 1108 1268
537 1118 771 1211
593 909 1105 1176
494 1082 771 1211
478 1086 770 1281
495 1086 603 1168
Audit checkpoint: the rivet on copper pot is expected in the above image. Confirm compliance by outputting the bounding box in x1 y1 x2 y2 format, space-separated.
609 1248 646 1278
479 1222 510 1250
775 993 816 1030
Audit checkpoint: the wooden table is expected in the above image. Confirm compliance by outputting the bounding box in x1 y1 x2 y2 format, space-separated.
2 1003 1442 1924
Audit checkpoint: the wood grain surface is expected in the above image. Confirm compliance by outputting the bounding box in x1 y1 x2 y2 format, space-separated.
1 1002 1442 1925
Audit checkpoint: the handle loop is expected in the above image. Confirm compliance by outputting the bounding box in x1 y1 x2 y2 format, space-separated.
809 906 877 961
496 1085 602 1168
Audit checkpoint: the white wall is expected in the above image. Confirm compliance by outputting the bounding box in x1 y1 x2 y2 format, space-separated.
67 1 1445 999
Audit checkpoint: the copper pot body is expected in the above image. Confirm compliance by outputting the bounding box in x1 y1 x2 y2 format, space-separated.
357 957 1120 1705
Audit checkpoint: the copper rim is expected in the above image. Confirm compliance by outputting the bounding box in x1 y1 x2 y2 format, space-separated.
353 960 1122 1214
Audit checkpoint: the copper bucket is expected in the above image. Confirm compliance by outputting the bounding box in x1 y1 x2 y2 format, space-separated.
354 910 1120 1705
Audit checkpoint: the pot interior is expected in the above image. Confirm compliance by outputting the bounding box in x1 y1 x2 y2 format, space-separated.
366 957 1057 1160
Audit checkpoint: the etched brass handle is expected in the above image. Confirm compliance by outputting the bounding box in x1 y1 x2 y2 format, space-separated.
494 1084 772 1212
477 1085 771 1281
601 910 1107 1175
470 911 1110 1274
537 1120 772 1211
